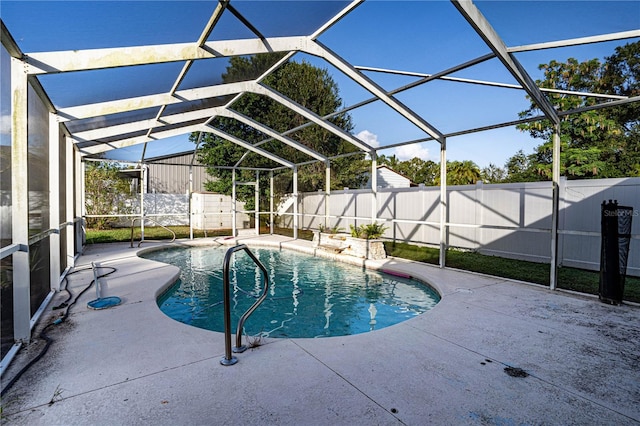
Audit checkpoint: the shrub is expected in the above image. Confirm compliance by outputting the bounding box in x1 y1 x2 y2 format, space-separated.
349 222 387 239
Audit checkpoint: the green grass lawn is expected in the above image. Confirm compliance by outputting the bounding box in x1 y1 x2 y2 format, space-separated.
85 226 231 244
384 241 640 303
85 227 639 303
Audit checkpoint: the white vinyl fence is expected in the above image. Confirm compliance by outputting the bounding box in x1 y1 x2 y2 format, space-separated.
281 177 640 276
111 192 250 230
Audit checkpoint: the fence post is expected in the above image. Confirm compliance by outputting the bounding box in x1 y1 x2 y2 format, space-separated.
557 176 567 270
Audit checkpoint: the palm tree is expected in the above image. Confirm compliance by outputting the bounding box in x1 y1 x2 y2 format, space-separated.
435 160 481 185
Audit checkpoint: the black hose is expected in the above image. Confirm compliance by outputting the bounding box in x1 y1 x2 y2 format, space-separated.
0 266 117 397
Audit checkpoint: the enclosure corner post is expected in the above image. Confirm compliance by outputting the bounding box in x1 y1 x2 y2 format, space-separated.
232 168 237 237
269 171 274 235
293 165 298 240
550 127 561 290
439 138 447 269
10 56 31 343
49 112 61 291
255 170 260 236
325 160 331 229
65 138 75 267
371 150 378 223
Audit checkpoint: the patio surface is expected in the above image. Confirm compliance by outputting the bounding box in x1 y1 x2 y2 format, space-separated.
1 235 639 425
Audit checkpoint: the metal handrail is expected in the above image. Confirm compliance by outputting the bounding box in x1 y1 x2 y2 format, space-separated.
130 217 176 248
220 244 270 366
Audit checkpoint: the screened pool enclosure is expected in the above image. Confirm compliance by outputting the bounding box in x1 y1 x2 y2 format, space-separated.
1 1 639 371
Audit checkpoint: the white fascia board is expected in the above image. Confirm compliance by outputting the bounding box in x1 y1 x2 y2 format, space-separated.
304 40 445 144
203 124 294 168
73 106 225 142
252 83 372 152
25 36 308 75
451 0 559 125
57 81 252 121
79 123 204 155
219 109 327 162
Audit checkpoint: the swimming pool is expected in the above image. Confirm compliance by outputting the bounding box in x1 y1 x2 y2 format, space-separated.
147 245 440 338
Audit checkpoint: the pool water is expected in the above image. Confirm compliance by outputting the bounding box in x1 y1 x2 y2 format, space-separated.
149 246 440 338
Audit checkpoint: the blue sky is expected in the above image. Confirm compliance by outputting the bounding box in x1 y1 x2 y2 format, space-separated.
2 1 639 168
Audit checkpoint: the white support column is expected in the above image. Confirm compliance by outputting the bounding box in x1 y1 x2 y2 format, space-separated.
371 151 377 223
325 160 331 229
65 138 75 266
293 166 298 240
189 164 193 240
255 171 260 236
550 127 561 290
49 113 61 291
269 171 274 235
475 180 484 251
140 165 146 242
11 57 31 343
76 152 85 252
232 168 237 237
439 139 447 268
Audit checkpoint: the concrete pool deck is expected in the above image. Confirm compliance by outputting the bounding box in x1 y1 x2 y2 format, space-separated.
2 235 639 425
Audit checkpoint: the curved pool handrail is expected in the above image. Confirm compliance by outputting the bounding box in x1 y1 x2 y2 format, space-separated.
130 217 176 248
220 244 270 366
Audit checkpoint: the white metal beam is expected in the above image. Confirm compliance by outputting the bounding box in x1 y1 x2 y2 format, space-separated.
451 0 560 125
304 40 445 143
79 123 205 155
203 124 294 168
508 30 640 53
73 106 226 142
57 81 250 121
253 83 372 152
355 66 628 101
219 109 327 162
142 0 230 158
311 0 364 40
24 36 310 74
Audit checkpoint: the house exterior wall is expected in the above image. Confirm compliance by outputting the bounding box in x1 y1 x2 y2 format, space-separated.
363 166 412 189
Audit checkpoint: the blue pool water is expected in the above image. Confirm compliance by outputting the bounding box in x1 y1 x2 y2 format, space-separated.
148 245 440 338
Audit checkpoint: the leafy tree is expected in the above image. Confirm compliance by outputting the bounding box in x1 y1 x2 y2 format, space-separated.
481 163 506 183
84 162 132 229
513 41 640 180
503 149 542 183
396 158 440 185
377 154 401 170
378 155 440 185
193 54 367 215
